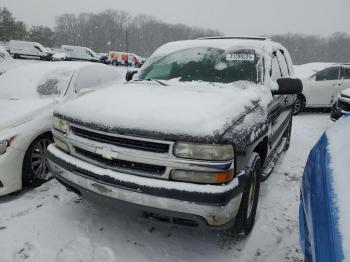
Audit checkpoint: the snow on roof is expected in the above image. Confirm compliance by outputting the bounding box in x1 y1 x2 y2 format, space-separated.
152 38 285 58
327 116 350 260
0 61 93 99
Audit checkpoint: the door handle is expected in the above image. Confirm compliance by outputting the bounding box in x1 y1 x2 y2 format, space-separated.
284 96 289 104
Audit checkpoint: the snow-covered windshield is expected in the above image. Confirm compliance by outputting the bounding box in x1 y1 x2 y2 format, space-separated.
138 47 264 84
0 66 74 100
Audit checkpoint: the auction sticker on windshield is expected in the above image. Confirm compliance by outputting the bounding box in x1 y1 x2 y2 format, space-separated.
226 54 255 61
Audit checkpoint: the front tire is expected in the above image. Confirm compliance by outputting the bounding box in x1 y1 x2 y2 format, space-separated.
22 134 53 187
293 95 305 115
233 153 261 235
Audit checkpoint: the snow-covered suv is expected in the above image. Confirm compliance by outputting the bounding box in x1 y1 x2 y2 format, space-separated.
331 88 350 121
47 37 302 234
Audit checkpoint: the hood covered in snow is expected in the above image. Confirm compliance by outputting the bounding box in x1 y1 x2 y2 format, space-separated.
341 88 350 98
0 99 54 132
56 81 272 141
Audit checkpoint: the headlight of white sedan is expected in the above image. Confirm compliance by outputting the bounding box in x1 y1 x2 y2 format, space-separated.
173 142 234 161
52 116 69 134
0 138 13 155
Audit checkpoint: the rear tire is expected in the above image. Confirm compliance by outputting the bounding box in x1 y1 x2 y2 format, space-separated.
293 95 305 115
232 153 261 235
22 134 53 187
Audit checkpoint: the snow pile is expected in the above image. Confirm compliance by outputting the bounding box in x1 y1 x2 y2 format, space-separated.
56 80 273 137
327 116 350 260
0 46 12 63
294 62 335 79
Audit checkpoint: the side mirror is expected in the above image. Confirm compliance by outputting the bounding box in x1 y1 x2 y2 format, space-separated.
273 78 303 95
126 70 138 82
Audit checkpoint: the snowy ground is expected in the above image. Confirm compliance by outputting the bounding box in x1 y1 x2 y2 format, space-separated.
0 113 333 262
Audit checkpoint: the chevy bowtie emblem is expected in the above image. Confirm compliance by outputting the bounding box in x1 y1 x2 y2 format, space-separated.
95 147 119 160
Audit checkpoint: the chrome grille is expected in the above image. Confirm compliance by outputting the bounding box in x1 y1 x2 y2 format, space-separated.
338 99 350 112
71 126 170 153
74 147 166 176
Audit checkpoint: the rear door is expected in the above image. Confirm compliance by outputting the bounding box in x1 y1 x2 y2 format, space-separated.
307 67 342 106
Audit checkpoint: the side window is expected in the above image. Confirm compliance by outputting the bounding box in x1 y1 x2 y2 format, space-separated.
75 65 121 92
85 49 94 58
316 67 340 81
276 50 290 77
34 46 42 52
343 67 350 80
271 53 282 82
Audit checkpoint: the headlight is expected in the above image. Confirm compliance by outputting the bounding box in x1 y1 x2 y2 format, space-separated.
174 142 234 161
170 170 234 184
53 137 70 153
0 137 13 155
52 116 69 134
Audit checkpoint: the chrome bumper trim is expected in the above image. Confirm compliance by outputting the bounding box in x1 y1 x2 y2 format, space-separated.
49 159 242 226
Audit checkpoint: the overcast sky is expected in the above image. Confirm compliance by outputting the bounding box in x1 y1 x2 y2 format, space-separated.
1 0 349 36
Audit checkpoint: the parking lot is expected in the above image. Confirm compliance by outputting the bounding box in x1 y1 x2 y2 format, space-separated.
0 113 332 262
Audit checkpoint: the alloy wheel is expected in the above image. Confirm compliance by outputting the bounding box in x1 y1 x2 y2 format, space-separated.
30 138 51 179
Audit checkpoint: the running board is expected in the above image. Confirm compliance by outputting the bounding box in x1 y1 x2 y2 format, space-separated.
260 137 287 181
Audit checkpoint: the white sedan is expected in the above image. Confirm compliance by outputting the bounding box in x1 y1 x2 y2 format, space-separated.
293 63 350 115
0 62 125 196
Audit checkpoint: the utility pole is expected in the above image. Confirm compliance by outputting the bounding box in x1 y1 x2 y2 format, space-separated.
125 19 129 69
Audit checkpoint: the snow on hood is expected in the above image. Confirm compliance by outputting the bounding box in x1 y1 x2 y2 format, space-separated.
56 80 272 138
0 99 54 132
327 116 350 260
341 88 350 97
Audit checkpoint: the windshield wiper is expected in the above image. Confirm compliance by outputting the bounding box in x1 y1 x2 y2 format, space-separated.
134 79 168 86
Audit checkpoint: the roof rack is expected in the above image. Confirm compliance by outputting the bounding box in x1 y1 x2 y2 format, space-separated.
197 36 270 41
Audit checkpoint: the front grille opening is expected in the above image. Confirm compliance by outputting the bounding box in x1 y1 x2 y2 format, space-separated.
144 212 199 227
172 218 199 227
71 127 170 153
75 147 166 176
338 100 350 111
144 212 171 222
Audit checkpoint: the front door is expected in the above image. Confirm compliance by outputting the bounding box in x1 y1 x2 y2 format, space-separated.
307 67 342 106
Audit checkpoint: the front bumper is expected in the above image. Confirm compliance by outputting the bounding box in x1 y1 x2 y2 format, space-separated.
48 145 244 228
0 147 25 196
331 97 350 121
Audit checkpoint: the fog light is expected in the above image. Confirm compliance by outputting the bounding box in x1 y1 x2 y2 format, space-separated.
53 137 70 153
170 170 234 184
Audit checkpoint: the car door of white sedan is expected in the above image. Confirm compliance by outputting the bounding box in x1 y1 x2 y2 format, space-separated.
307 67 342 107
342 66 350 94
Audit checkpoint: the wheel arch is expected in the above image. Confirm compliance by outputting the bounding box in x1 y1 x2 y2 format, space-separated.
253 136 268 166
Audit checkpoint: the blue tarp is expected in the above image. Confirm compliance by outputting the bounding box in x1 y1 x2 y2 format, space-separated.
299 123 346 261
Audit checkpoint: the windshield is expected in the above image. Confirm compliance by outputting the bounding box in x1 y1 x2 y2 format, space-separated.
138 47 264 84
0 68 74 100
